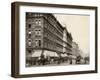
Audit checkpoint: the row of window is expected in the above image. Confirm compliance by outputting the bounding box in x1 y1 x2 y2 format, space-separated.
27 22 42 28
26 39 70 53
43 37 63 52
47 15 63 34
44 28 63 45
44 19 63 38
44 42 56 50
27 19 42 28
26 32 70 51
26 29 42 38
27 13 43 17
44 42 63 52
35 29 41 35
33 14 43 17
27 39 41 47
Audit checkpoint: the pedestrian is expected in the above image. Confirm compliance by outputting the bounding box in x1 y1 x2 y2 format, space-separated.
70 58 72 64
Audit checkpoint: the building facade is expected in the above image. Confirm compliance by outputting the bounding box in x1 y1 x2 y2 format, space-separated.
63 27 73 55
72 41 80 57
26 12 73 64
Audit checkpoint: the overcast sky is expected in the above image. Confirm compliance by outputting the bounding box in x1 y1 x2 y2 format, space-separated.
54 14 90 55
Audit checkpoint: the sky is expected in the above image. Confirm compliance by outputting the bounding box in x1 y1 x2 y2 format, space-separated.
54 14 90 55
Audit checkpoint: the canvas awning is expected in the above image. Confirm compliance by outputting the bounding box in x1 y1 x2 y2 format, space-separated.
43 50 59 57
61 54 68 57
28 50 59 58
31 50 42 57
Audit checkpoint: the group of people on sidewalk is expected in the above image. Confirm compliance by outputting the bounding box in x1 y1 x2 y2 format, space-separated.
28 53 82 66
26 50 88 67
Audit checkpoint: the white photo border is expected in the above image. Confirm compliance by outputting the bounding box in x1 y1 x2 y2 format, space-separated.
19 5 96 75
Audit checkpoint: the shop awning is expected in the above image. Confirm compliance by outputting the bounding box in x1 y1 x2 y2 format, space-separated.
31 50 42 57
43 50 59 57
28 50 59 58
61 54 68 57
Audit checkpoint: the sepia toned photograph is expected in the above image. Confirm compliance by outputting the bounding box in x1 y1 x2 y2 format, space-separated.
25 12 90 67
11 2 97 78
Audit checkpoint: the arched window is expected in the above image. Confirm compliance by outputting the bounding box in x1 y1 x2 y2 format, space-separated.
28 39 32 47
27 19 32 23
28 24 31 28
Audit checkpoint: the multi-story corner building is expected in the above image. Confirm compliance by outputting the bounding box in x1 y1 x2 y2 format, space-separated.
26 12 73 64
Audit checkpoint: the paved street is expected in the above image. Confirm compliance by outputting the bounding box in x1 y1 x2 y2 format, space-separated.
27 59 88 67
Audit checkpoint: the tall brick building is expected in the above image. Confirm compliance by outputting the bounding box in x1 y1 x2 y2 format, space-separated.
26 12 73 65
